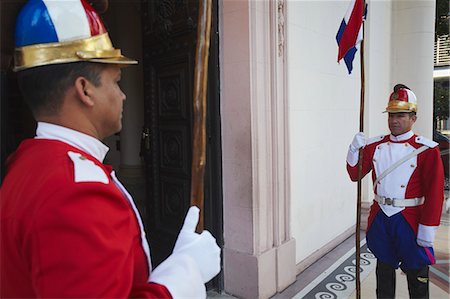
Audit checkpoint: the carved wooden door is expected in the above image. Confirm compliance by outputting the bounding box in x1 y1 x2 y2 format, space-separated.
140 0 223 281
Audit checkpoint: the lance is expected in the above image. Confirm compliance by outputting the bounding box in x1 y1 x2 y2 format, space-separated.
190 0 212 232
355 19 366 299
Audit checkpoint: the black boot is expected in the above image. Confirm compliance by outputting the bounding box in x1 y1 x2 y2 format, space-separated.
406 266 429 299
376 261 396 299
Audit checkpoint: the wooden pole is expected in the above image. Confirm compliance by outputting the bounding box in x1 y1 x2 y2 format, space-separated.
190 0 212 232
356 24 366 299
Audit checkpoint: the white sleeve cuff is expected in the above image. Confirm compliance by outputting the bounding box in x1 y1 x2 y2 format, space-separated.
346 145 359 167
149 253 206 298
417 224 438 247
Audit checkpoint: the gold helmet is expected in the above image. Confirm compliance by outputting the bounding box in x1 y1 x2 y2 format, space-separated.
384 85 417 113
13 0 137 72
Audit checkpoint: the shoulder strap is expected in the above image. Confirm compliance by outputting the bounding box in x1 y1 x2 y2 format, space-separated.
415 136 438 148
373 145 428 187
68 151 109 184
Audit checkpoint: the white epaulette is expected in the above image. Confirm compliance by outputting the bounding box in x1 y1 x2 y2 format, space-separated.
68 151 109 184
415 136 438 148
367 134 385 145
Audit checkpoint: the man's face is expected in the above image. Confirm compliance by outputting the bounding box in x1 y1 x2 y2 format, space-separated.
388 112 416 136
90 65 126 139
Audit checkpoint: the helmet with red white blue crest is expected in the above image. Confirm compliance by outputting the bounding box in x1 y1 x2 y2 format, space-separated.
384 84 417 113
13 0 136 71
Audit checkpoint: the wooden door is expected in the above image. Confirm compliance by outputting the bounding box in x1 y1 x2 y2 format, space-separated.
140 0 223 286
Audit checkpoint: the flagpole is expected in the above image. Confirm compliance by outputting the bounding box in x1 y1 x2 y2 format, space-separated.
336 1 366 296
355 18 366 299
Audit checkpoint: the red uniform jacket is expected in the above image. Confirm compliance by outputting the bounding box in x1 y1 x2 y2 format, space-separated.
347 133 444 235
0 139 171 298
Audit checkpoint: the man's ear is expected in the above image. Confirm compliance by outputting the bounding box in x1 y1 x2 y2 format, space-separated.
74 77 95 107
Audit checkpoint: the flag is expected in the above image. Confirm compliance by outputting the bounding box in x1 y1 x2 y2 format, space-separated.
336 0 367 74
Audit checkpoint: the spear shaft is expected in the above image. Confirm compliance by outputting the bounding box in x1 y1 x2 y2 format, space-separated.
355 28 366 299
190 0 212 232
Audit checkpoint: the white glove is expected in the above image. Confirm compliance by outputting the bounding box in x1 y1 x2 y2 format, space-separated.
350 132 366 152
173 206 221 283
416 224 437 248
347 132 366 166
150 253 205 298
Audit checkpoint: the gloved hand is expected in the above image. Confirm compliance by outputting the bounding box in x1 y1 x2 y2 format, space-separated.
173 206 221 283
416 224 436 248
347 132 366 166
350 132 367 152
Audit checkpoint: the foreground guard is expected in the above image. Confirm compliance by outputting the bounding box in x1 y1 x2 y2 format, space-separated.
346 85 444 299
0 0 221 298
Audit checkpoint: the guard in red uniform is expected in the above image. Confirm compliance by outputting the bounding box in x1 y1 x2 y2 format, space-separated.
0 1 220 298
346 84 444 299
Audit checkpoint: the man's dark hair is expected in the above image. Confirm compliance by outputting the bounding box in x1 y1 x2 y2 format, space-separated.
17 62 104 117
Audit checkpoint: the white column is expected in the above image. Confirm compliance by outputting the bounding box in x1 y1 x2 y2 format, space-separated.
391 0 436 138
221 1 295 298
269 0 296 292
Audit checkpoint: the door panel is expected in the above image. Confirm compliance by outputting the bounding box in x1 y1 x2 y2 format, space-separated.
141 1 222 284
143 52 195 263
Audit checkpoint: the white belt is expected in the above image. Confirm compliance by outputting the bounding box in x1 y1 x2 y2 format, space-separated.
374 194 424 207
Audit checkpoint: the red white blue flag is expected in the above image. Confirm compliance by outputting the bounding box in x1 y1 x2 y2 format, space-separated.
336 0 367 74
